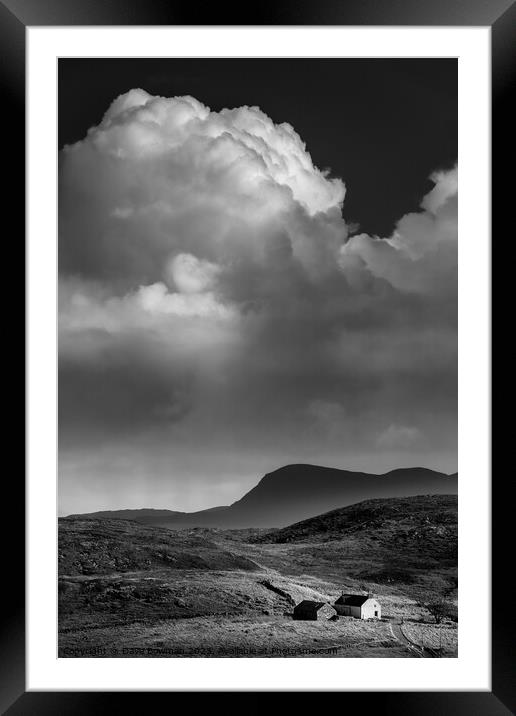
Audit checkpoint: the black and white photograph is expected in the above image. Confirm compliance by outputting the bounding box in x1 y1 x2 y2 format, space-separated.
58 58 458 659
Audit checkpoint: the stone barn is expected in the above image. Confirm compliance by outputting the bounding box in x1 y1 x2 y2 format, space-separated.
333 593 381 619
293 600 337 621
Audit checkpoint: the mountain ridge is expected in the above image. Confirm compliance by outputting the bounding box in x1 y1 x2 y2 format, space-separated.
67 463 457 528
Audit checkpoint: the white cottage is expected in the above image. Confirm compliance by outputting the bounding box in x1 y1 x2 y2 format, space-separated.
334 593 381 619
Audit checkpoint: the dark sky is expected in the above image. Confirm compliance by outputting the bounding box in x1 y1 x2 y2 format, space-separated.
58 59 457 515
59 59 457 237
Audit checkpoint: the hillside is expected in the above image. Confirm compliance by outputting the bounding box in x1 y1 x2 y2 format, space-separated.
70 464 457 529
248 494 457 590
58 517 259 576
59 495 458 658
66 508 187 521
255 494 457 545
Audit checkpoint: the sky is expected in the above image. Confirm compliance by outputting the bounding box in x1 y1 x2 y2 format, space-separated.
58 59 457 515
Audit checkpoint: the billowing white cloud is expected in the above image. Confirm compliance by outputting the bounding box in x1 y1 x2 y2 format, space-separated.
60 89 347 299
59 90 457 508
339 165 457 293
420 165 458 214
92 89 346 215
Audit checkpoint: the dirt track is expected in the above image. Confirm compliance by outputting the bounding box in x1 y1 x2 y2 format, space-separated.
390 620 425 657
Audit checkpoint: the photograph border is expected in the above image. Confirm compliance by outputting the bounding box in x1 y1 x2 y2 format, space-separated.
5 0 512 711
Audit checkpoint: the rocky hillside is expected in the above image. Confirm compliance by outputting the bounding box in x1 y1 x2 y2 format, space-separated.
59 518 260 576
251 494 457 589
255 494 457 544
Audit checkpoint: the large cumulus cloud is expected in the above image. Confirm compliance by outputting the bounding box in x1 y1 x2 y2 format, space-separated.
59 89 346 289
59 89 457 512
339 165 457 294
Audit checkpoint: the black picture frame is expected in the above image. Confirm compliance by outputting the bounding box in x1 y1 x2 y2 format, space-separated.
6 0 513 712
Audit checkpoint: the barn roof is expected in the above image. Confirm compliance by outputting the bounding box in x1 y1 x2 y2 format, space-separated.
334 594 370 606
294 600 327 611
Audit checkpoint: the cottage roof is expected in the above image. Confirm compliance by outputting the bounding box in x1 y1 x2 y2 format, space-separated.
334 594 370 607
294 600 327 611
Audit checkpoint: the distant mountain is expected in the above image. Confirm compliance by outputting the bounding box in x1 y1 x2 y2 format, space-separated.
70 463 457 529
222 465 456 528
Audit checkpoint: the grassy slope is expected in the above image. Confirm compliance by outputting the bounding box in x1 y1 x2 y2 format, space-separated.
58 495 458 657
253 494 457 545
245 495 457 592
59 517 260 575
